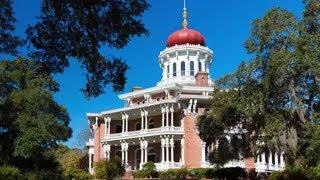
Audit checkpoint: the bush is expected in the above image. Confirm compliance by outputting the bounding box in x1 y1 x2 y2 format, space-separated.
159 169 177 179
159 168 188 180
0 165 21 180
24 171 64 180
142 161 158 178
133 170 146 178
269 167 308 180
212 167 247 180
94 157 125 179
189 168 215 179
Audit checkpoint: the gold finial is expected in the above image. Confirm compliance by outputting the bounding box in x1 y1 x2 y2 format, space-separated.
182 0 188 28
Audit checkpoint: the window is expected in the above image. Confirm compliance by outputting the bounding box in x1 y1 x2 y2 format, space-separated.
199 61 202 71
173 63 177 77
167 65 170 78
190 61 194 76
148 119 155 129
181 61 185 76
115 124 122 133
148 149 156 163
136 122 141 131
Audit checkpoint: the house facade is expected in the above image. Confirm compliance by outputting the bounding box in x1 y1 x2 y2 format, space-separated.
86 3 284 175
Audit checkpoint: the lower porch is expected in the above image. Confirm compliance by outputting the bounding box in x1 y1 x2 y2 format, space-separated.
104 135 184 171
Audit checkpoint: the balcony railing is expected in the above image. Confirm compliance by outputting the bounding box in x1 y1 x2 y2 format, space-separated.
86 138 94 147
155 162 183 171
104 127 184 142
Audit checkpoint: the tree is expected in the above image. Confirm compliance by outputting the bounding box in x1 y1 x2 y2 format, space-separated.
53 145 92 179
0 0 149 98
26 0 149 98
0 59 72 172
197 2 320 169
94 157 125 180
0 0 22 55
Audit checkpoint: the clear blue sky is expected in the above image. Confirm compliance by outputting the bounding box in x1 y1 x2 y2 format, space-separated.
11 0 304 147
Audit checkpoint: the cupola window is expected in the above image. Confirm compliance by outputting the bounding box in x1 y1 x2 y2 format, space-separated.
190 61 194 76
181 61 185 76
173 63 177 77
199 61 202 71
167 65 170 78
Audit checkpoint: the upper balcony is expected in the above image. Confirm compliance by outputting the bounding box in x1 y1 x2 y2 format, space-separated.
103 126 184 144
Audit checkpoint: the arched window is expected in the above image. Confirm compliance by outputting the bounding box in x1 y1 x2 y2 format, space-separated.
199 61 202 71
181 61 185 76
115 124 122 133
173 63 177 77
136 122 141 131
190 61 194 76
148 119 155 129
167 65 170 78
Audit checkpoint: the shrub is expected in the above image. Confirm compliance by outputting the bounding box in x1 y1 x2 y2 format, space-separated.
94 157 125 179
189 168 214 179
159 169 177 180
212 167 247 180
159 168 188 180
269 167 308 180
0 165 21 180
133 170 146 178
142 161 158 178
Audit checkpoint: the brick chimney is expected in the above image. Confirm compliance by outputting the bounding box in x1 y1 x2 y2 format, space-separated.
195 71 209 87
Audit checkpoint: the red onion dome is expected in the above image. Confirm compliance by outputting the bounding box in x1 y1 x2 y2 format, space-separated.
166 27 205 47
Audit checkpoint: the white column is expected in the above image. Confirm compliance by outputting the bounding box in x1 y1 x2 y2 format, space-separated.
104 117 108 137
268 150 273 166
261 151 266 165
89 154 92 171
140 140 144 168
166 105 169 127
121 147 125 165
107 118 111 136
122 115 125 133
170 137 174 163
201 59 205 72
186 59 190 76
125 114 128 133
195 59 199 73
161 138 165 163
125 143 129 165
141 111 144 130
165 137 169 163
144 141 148 163
170 106 174 128
161 107 165 128
144 110 148 130
95 116 98 130
163 63 167 80
104 144 111 160
181 138 185 165
275 152 279 169
201 142 206 164
280 151 285 169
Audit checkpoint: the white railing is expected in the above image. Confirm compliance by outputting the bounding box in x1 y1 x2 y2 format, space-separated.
201 160 284 172
104 127 184 142
86 138 94 147
155 162 183 171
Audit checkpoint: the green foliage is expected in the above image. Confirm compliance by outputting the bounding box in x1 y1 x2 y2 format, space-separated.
94 157 125 180
197 0 320 169
0 59 71 172
211 167 247 180
141 161 157 178
0 165 21 180
25 0 150 98
53 145 92 180
133 162 159 178
133 170 146 178
269 167 309 180
0 0 23 55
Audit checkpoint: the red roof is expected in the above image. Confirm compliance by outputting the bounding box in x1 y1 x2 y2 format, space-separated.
166 27 205 47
